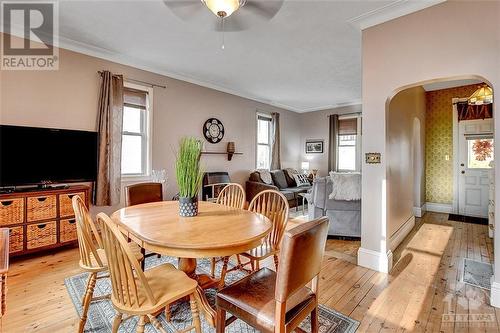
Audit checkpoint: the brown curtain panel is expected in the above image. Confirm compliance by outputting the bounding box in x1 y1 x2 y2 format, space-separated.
270 112 281 170
328 115 339 172
93 71 124 206
457 101 493 121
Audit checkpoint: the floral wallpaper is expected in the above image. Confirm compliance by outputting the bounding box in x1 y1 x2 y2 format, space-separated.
425 84 479 203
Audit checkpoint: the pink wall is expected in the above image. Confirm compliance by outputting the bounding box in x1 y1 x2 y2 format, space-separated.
0 34 301 207
360 0 499 273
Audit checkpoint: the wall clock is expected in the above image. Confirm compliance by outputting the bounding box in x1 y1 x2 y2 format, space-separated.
203 118 224 144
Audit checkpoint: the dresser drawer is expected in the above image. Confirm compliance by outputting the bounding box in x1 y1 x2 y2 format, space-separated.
9 226 23 253
27 195 57 222
0 198 24 226
27 221 57 249
59 192 85 217
60 218 77 243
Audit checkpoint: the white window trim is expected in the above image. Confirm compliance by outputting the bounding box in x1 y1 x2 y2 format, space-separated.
121 81 153 181
256 112 272 170
337 114 362 172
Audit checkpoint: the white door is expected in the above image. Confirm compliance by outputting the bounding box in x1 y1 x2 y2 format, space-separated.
458 119 494 217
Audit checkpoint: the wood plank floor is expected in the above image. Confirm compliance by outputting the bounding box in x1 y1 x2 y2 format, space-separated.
1 212 497 332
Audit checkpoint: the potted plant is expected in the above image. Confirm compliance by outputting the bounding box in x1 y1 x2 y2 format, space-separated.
175 137 203 217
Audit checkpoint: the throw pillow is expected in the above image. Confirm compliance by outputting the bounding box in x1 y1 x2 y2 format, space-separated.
293 173 310 187
284 168 299 187
256 169 273 185
271 170 289 189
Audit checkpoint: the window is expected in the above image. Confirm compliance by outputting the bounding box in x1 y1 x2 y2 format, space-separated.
121 85 152 176
256 114 272 169
467 137 494 169
337 116 361 171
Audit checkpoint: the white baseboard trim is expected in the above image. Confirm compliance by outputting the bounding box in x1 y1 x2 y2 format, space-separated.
357 247 393 273
389 215 415 251
490 279 500 308
413 205 425 218
425 202 453 214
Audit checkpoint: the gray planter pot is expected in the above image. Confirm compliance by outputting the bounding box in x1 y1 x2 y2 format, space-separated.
179 196 199 217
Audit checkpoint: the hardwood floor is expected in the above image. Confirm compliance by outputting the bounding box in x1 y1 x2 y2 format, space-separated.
2 212 498 332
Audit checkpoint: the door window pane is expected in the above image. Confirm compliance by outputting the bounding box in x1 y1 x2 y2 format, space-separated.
467 138 494 169
121 135 143 174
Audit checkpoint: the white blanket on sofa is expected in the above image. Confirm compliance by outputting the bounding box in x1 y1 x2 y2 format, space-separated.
329 171 361 201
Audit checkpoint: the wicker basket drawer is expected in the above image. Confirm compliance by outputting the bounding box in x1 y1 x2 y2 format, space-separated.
0 198 24 226
59 192 85 217
60 218 77 243
27 195 57 222
27 221 56 249
9 226 23 253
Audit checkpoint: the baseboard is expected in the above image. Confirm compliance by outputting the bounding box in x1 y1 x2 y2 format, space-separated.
357 247 393 273
389 215 415 251
425 202 453 214
413 205 426 218
490 279 500 308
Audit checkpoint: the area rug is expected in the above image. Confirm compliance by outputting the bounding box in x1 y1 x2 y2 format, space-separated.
448 214 488 225
463 258 493 290
65 256 359 333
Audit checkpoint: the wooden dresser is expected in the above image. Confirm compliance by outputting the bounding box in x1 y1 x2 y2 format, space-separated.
0 185 90 257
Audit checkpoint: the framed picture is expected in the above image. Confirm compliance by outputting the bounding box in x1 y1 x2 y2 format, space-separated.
305 140 324 154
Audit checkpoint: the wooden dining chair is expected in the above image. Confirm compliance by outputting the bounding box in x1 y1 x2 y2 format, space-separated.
72 195 144 333
97 213 202 333
220 190 289 281
125 182 164 270
210 183 246 277
216 217 329 333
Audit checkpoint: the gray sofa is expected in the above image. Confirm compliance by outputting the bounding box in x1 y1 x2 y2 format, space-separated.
307 176 361 238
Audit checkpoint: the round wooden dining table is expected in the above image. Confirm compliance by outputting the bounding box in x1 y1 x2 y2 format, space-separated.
111 200 272 327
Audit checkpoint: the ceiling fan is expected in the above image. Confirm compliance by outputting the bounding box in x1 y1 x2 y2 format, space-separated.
164 0 284 33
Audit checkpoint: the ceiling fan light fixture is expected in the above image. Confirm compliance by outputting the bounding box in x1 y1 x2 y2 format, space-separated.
468 84 493 105
201 0 245 18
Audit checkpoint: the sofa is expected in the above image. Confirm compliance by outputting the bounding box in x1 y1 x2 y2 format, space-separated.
308 176 361 238
246 169 311 208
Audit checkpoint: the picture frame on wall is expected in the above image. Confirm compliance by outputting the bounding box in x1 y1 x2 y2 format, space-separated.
305 140 324 154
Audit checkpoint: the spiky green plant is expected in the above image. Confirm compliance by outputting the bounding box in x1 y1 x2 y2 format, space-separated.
175 137 203 198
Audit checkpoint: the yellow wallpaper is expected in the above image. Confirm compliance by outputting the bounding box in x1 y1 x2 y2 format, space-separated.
425 84 479 203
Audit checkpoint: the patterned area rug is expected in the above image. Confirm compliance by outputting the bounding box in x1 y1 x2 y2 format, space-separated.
65 256 359 333
463 258 493 290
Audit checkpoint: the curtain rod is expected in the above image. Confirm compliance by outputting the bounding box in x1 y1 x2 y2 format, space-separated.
329 112 362 117
97 71 166 89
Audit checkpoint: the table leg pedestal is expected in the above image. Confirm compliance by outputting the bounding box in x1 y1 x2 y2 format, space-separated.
178 258 219 327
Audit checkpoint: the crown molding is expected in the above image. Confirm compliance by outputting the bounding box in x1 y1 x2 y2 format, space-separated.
347 0 446 30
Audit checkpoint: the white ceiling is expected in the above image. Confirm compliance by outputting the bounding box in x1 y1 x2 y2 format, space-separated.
7 0 444 112
423 79 483 92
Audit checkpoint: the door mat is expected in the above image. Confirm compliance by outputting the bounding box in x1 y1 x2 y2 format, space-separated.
448 214 488 225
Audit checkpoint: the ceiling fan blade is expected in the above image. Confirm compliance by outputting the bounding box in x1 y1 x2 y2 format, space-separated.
163 0 203 20
243 0 284 19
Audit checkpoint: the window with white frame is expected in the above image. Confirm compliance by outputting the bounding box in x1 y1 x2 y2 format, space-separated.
121 84 152 176
337 116 362 172
256 114 272 169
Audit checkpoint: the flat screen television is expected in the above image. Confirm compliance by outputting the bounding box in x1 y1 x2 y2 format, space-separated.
0 125 98 187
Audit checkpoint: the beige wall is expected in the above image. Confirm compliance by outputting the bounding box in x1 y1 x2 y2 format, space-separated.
387 86 425 238
360 0 499 273
299 104 362 176
0 34 301 207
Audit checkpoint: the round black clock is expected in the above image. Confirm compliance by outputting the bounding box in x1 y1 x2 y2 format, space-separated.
203 118 224 144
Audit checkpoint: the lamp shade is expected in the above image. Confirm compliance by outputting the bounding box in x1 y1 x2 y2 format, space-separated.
301 161 310 170
202 0 243 17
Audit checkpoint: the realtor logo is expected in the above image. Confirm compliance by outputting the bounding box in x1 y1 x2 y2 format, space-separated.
1 1 59 70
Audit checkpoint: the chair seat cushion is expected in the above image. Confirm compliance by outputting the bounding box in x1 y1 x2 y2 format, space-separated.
216 268 314 331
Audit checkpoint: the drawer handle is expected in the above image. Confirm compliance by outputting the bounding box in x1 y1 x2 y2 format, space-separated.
1 201 13 207
37 224 47 229
37 197 48 202
68 219 76 224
